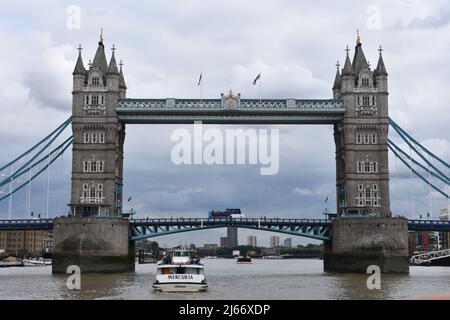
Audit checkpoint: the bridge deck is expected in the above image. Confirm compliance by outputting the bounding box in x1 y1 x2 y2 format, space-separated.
1 218 449 239
116 98 345 124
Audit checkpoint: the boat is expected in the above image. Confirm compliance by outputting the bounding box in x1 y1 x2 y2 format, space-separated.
22 258 52 266
153 248 208 292
261 255 283 259
237 256 252 264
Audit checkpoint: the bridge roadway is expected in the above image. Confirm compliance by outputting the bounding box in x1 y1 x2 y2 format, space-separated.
1 217 450 241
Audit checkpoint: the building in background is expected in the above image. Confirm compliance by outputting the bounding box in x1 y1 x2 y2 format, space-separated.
198 244 219 256
220 237 227 248
439 205 450 249
247 235 257 247
227 226 238 248
270 236 280 248
283 238 292 247
0 230 53 257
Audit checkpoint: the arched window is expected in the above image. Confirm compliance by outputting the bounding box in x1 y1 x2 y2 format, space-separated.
356 134 362 144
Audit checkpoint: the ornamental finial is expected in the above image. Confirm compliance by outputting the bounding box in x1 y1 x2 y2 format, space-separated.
356 29 361 45
99 28 104 45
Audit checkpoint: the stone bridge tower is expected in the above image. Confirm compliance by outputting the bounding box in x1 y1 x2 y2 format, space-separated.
333 34 390 218
70 33 126 217
52 34 133 274
325 33 409 273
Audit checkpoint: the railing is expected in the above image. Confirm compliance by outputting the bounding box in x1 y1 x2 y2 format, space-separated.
411 249 450 265
0 219 54 224
129 217 330 224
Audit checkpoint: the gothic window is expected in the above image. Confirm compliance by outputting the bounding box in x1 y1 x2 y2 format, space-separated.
85 95 89 105
91 95 99 105
362 96 370 106
101 95 105 105
97 184 103 198
371 133 377 144
356 184 380 207
362 78 369 87
91 161 97 172
357 97 361 106
91 132 97 143
99 132 105 143
83 132 89 143
364 134 369 144
371 96 376 106
89 187 96 198
98 161 104 172
83 161 89 173
357 162 363 173
356 133 362 144
92 77 100 86
357 161 378 173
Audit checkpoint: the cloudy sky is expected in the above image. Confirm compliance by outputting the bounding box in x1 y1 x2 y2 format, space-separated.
0 0 449 247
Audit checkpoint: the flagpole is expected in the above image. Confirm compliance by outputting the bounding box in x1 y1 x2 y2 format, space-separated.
259 74 262 107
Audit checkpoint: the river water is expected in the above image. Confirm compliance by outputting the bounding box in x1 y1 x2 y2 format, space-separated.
1 259 450 300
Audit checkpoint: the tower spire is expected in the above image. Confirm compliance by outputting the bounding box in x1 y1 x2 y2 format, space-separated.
376 45 388 75
342 46 353 76
356 29 361 45
107 44 119 75
119 60 127 90
332 60 341 90
99 28 104 46
73 44 86 75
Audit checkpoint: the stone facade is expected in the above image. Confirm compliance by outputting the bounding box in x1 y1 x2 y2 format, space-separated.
333 40 390 218
52 216 135 273
70 38 126 217
324 217 409 273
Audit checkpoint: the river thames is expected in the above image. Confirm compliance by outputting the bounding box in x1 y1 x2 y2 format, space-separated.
1 259 450 300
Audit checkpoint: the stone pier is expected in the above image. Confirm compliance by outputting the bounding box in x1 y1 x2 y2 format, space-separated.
324 217 409 273
52 216 135 274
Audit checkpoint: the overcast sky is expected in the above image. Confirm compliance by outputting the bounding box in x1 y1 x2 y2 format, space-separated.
0 0 449 247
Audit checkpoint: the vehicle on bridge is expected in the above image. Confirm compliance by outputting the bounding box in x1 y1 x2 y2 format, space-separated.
153 248 207 292
208 208 245 219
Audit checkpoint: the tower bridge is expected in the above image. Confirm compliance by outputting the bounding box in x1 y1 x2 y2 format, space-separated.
1 32 448 274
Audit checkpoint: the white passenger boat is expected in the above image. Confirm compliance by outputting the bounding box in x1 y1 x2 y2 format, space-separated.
153 248 207 292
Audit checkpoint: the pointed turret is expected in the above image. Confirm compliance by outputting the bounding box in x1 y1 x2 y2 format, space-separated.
375 46 388 76
92 30 108 76
119 61 127 90
352 31 369 77
73 45 86 75
332 61 341 90
342 47 353 76
107 45 119 75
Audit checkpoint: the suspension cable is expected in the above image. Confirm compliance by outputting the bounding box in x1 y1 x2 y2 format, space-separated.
0 117 71 172
390 118 449 168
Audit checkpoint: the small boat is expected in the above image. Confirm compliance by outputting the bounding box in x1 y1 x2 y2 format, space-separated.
262 255 283 259
237 256 252 264
22 258 52 266
153 248 207 292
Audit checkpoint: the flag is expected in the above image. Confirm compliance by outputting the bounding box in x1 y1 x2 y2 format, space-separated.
325 196 328 202
128 196 132 202
197 72 202 86
253 73 261 85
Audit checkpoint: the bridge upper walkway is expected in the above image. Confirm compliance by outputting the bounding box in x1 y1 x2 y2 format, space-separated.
1 217 450 241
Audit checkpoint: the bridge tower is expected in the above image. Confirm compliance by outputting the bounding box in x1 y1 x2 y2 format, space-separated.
70 33 126 217
52 34 133 274
326 33 409 273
